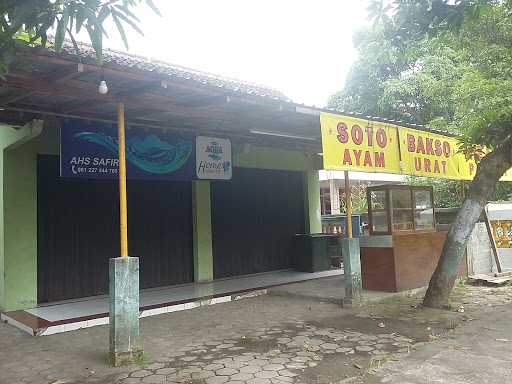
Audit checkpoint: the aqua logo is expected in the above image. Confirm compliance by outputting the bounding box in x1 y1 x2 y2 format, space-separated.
205 141 223 161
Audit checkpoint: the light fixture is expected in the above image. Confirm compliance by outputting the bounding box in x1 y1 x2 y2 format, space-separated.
249 130 317 141
98 80 109 95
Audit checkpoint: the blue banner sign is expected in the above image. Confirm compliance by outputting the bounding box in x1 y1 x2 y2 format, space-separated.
60 121 198 180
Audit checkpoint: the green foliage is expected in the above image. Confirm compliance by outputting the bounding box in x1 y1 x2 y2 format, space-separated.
328 28 464 125
406 177 463 208
406 176 512 207
0 0 160 75
340 183 369 214
331 0 512 157
328 26 406 120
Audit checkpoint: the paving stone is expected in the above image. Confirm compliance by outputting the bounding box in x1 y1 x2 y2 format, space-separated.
181 356 197 362
291 356 309 363
228 347 246 351
141 374 166 384
205 363 225 371
224 361 248 369
155 368 176 375
216 368 239 376
336 348 354 353
308 338 324 346
320 343 338 350
122 379 141 384
231 372 254 381
239 365 261 374
255 370 279 379
263 364 285 371
285 363 306 370
206 376 230 384
131 370 152 378
269 358 290 364
192 370 215 380
250 359 270 367
234 355 256 362
247 378 272 384
355 346 374 352
216 358 234 364
217 344 235 349
278 370 298 378
145 363 165 370
271 376 294 383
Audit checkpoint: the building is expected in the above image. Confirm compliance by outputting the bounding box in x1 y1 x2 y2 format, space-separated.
0 42 325 313
319 170 405 215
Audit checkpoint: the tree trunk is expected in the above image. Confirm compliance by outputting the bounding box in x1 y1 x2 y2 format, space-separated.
423 142 512 308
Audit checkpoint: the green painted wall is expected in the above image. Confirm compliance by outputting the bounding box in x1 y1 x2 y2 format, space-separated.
234 145 322 172
0 123 58 310
303 170 322 234
192 180 213 282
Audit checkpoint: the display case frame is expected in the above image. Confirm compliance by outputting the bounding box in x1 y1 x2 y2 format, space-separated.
366 184 436 235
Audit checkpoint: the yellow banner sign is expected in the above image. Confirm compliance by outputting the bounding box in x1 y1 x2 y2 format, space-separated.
320 113 401 173
399 128 461 179
320 112 512 181
458 153 512 182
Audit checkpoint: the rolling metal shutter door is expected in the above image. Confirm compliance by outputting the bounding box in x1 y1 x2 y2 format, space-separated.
211 167 305 278
37 155 193 303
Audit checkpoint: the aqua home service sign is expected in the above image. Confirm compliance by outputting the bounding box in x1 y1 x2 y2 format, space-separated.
196 136 232 180
60 121 231 181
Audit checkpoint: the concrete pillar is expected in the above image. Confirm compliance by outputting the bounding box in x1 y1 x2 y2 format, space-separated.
304 170 322 234
192 181 214 282
329 178 341 214
109 257 142 367
342 238 362 307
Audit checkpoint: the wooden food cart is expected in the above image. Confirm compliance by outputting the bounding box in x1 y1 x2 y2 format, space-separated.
359 184 466 292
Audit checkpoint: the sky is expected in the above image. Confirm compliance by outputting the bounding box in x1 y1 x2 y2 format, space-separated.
101 0 371 107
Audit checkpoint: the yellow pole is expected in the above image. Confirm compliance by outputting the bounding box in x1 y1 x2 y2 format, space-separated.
117 102 128 257
344 170 353 239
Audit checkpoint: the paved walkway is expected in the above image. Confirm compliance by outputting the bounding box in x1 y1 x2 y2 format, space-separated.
366 287 512 384
1 281 512 384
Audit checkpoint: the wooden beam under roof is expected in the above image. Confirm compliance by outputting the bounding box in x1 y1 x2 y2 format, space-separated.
0 63 86 106
0 90 37 106
43 63 86 83
3 75 233 121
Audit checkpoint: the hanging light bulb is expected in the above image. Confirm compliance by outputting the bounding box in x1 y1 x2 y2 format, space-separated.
98 80 109 95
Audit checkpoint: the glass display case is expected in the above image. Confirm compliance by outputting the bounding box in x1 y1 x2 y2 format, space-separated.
366 185 435 235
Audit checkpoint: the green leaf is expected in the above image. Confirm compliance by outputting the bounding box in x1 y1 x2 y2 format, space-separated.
75 6 86 34
145 0 162 17
116 4 141 23
86 24 103 64
54 7 70 52
112 7 144 35
112 11 129 50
